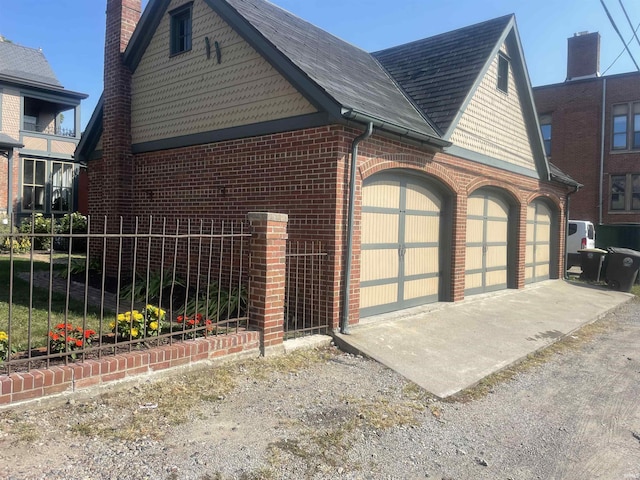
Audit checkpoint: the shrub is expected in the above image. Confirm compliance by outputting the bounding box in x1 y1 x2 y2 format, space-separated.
122 270 185 304
55 212 88 252
19 214 53 251
185 284 247 322
0 217 31 253
1 236 31 254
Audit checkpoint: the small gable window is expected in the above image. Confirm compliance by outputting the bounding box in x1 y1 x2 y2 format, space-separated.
170 3 193 56
497 54 509 93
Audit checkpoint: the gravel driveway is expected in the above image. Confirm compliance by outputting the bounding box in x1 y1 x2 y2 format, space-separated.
1 299 639 480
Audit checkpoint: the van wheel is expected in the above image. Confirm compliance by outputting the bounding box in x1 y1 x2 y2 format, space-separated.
608 279 620 290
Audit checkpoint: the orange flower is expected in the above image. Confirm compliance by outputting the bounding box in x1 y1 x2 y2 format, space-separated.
75 339 83 348
49 332 60 341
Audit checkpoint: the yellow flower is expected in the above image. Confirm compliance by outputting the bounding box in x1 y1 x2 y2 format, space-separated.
149 321 158 331
130 328 139 338
117 314 125 321
146 304 153 310
134 313 144 322
109 321 116 329
0 331 8 342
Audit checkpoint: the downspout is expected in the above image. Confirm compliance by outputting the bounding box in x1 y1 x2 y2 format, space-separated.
340 122 373 334
598 78 607 225
7 150 13 220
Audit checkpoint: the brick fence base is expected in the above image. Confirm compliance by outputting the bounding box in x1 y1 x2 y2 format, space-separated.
0 331 260 407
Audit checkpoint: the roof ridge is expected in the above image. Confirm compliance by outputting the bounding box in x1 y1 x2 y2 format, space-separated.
372 14 514 55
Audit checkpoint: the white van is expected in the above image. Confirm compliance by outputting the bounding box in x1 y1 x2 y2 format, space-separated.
567 220 596 268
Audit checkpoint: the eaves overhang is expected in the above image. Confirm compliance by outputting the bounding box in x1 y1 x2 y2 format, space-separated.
341 108 451 149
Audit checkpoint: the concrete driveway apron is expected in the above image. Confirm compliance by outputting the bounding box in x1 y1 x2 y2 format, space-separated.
334 280 633 398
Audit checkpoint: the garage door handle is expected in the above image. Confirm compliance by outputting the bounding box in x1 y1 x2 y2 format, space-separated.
398 246 406 258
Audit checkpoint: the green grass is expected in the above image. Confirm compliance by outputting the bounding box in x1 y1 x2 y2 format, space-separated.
0 255 105 351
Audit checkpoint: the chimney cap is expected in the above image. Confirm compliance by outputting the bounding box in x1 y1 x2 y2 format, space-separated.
574 31 591 36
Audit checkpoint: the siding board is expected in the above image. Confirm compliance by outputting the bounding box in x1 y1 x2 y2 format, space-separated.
131 0 317 144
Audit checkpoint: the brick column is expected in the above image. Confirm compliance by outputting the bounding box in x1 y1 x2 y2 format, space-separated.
451 194 467 301
515 203 528 289
247 212 288 356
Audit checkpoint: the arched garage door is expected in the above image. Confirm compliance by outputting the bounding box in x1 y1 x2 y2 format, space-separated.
465 190 510 295
525 200 552 283
360 173 446 317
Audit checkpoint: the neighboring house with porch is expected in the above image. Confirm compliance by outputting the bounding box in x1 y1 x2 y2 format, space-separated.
0 38 87 223
77 0 577 331
533 31 640 226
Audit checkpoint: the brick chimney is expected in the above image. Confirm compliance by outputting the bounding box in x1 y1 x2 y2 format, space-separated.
567 31 600 81
91 0 141 274
99 0 141 221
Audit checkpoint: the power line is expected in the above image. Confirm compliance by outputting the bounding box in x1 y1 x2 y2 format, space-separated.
618 0 640 49
603 20 640 74
600 0 640 71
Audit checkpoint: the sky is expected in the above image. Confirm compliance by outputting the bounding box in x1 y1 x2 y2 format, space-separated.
2 0 640 131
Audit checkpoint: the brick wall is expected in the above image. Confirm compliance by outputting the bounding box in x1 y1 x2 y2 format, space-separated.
0 332 259 406
534 80 602 223
89 123 570 329
534 73 640 225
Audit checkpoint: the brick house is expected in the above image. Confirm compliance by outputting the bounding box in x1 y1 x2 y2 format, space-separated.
0 38 87 222
76 0 577 331
533 32 640 226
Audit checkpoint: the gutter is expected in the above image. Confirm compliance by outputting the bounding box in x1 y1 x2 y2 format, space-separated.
598 78 606 225
341 108 451 149
340 122 373 334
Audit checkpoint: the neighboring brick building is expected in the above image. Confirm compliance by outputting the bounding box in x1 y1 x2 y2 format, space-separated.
0 38 87 222
533 32 640 225
77 0 577 330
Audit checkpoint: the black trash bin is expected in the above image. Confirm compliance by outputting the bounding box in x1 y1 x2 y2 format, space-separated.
578 248 607 282
603 247 640 292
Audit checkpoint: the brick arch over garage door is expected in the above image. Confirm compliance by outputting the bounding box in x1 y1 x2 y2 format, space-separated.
360 170 453 317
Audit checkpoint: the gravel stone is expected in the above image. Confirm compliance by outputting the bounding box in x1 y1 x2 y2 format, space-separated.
1 301 640 479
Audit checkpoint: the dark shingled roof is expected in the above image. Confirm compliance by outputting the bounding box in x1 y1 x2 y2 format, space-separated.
221 0 439 139
549 162 581 187
0 41 62 87
0 132 23 149
373 15 513 134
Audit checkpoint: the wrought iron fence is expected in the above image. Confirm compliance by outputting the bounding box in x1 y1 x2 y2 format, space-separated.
0 215 250 375
284 240 329 338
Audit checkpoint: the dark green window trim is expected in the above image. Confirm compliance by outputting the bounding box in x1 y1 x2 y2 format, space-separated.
170 2 193 56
